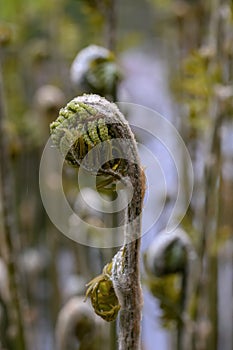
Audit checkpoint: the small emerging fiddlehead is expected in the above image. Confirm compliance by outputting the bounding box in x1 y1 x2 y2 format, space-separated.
85 262 120 322
70 45 122 100
55 297 97 350
144 229 196 347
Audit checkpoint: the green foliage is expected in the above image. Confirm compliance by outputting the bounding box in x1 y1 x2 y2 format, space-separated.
147 0 173 12
0 0 107 152
65 0 105 45
172 50 221 131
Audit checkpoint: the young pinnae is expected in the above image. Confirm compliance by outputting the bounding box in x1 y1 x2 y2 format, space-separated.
97 118 110 141
87 120 100 144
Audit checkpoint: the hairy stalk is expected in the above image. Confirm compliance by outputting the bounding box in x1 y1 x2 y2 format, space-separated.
106 113 145 349
50 94 145 350
112 142 145 350
0 52 26 349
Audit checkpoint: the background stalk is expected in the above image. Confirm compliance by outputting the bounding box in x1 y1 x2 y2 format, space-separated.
0 50 26 350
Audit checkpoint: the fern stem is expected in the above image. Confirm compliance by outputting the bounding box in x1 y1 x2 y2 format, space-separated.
112 142 145 350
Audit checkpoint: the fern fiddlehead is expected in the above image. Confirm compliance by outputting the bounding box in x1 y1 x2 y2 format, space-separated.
50 93 145 350
70 45 122 100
